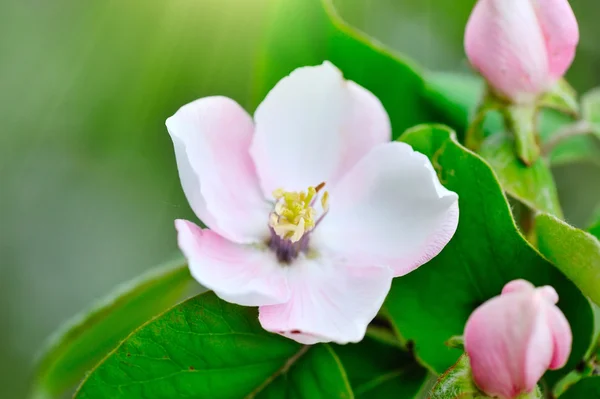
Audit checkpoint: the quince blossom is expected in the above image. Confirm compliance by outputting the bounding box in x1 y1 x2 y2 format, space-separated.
166 62 459 344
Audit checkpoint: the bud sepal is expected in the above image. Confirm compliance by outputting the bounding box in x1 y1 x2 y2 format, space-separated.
428 354 543 399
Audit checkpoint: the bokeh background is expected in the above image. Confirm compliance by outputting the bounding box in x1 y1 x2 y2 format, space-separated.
1 0 599 397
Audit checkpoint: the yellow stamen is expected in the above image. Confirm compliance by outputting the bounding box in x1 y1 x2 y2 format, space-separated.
321 191 330 212
270 184 329 242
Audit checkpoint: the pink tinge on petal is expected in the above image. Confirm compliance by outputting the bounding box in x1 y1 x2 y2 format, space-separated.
464 0 550 102
501 279 535 295
546 305 573 369
465 282 572 398
258 256 393 345
538 286 559 305
532 0 579 80
251 62 391 196
465 293 535 398
166 97 270 244
523 305 554 392
175 220 290 307
314 142 458 277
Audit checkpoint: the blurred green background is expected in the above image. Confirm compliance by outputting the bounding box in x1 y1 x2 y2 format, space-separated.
1 0 599 397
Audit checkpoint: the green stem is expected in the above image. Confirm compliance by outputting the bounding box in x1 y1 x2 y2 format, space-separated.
542 120 599 155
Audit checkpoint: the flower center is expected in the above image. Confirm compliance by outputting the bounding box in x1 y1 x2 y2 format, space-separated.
268 182 329 263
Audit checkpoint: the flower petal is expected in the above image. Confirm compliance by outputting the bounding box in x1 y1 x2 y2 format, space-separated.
251 61 390 196
314 142 459 277
533 0 579 80
501 279 535 295
464 0 550 102
333 81 391 182
258 256 393 344
465 292 544 398
175 219 290 306
546 304 572 369
523 307 554 392
167 97 270 244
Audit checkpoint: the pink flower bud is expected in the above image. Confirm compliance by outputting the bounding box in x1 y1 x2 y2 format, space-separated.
465 0 579 104
464 280 572 399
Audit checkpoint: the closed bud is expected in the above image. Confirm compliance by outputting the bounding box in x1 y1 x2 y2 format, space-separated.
464 280 572 399
465 0 579 104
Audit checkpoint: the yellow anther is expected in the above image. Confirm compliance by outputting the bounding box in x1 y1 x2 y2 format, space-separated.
290 217 305 242
269 184 328 243
321 191 330 212
269 213 279 227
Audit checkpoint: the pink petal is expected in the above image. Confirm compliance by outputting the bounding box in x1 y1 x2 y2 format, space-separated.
502 279 535 295
258 256 393 344
465 283 571 398
251 62 390 196
464 0 550 102
167 97 270 244
523 306 554 392
175 219 290 306
314 142 458 277
465 292 543 398
538 286 559 304
546 304 572 369
532 0 579 80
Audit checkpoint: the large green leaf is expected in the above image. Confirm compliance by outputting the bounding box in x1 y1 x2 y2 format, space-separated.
480 133 563 217
74 292 353 399
384 125 593 382
560 377 600 399
252 0 431 137
536 213 600 307
333 335 427 398
30 259 193 399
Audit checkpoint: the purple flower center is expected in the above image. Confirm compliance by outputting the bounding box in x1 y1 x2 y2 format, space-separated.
268 227 312 263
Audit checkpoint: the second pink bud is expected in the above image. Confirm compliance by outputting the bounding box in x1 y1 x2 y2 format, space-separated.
464 279 572 399
464 0 579 104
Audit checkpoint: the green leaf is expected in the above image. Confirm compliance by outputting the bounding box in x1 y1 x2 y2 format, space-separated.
589 207 600 238
536 213 600 307
384 125 593 383
333 335 427 398
30 259 193 399
423 73 502 140
560 377 600 399
591 224 600 240
479 132 563 217
74 292 353 399
253 0 430 138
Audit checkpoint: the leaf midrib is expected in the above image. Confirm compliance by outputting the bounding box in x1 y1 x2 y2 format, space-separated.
243 345 310 399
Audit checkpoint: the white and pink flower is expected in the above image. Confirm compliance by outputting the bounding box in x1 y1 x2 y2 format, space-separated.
166 62 459 344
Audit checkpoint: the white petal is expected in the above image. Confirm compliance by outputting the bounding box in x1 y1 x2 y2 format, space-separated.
258 256 393 344
176 220 290 306
167 96 270 244
314 142 459 277
251 62 390 196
